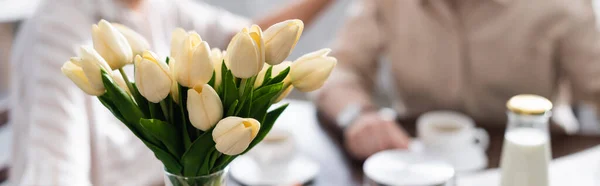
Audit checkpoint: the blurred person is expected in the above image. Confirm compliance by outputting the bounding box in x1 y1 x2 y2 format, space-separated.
9 0 334 185
316 0 600 160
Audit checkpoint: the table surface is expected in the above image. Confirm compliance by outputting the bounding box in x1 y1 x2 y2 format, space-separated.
1 100 599 185
253 100 600 186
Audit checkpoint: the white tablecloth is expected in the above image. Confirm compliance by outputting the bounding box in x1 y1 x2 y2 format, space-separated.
458 145 600 186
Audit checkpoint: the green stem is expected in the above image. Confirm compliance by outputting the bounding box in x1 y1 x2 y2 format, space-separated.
168 97 174 125
238 78 247 96
159 101 170 122
118 68 136 94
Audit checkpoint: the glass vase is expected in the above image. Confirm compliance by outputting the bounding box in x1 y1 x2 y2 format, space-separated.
164 167 229 186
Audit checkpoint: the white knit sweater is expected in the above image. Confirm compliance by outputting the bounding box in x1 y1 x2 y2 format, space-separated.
9 0 248 185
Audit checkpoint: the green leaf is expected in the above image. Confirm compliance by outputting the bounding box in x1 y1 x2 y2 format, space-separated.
181 130 215 177
249 83 283 121
198 148 219 175
101 70 159 145
211 155 233 172
253 82 283 100
238 90 253 117
208 151 221 172
265 67 290 85
245 104 289 154
140 119 184 158
262 66 273 87
226 100 239 117
249 104 269 123
252 84 283 110
222 69 239 113
217 60 228 97
236 77 256 117
178 84 192 148
207 71 216 88
165 56 170 65
97 95 126 123
131 83 150 117
100 71 181 174
143 140 183 174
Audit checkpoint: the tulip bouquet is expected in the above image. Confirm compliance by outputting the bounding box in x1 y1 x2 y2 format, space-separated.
61 19 336 186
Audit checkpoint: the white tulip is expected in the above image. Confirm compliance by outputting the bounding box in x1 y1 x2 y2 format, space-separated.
187 84 223 131
226 25 264 78
113 24 150 57
290 48 337 92
254 61 292 88
134 51 172 103
274 86 293 103
92 20 133 69
211 48 225 88
169 28 187 103
61 58 105 96
170 28 187 67
174 32 214 87
212 117 260 155
79 46 112 91
168 57 179 103
263 19 303 65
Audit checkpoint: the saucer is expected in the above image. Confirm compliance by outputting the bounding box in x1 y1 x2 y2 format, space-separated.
230 155 319 185
443 146 487 173
364 149 455 186
412 140 487 173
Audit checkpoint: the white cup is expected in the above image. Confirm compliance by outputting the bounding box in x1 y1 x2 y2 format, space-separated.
245 129 296 178
416 111 489 172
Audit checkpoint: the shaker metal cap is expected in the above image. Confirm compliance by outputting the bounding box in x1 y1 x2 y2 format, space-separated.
506 94 553 115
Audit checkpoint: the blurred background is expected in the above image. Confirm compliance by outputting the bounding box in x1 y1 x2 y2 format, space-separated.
0 0 353 184
1 0 600 185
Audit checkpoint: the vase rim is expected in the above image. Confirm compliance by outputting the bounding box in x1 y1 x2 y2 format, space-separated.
164 167 229 179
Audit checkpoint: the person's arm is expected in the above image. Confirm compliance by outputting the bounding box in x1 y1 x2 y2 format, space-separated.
315 0 382 127
172 0 334 48
254 0 335 29
9 5 93 185
314 0 409 160
558 1 600 117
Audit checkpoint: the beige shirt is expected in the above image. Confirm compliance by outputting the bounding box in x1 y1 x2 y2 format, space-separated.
317 0 600 125
9 0 248 185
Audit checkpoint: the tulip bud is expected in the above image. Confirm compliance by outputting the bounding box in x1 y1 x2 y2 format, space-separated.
211 48 225 88
212 117 260 155
170 28 187 66
226 25 264 78
61 58 105 96
290 48 337 92
263 19 303 65
168 58 179 103
92 20 133 69
113 24 150 57
254 61 292 88
134 51 172 103
174 32 214 87
187 84 223 131
169 28 187 103
79 46 112 91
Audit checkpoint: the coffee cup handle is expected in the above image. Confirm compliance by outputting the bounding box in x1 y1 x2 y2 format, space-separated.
474 128 490 150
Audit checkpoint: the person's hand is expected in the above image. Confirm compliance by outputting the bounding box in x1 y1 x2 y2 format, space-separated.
343 111 411 160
